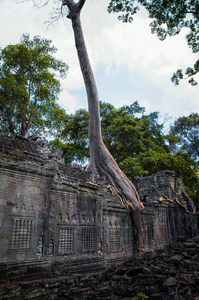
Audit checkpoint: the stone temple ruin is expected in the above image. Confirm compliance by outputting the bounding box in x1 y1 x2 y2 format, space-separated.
0 135 198 278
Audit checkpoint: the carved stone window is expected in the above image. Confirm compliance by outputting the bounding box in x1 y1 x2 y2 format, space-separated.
82 227 95 253
9 218 32 249
109 228 121 253
58 227 74 254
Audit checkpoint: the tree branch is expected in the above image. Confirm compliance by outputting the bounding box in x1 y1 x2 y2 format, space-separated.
6 110 15 135
63 0 86 18
77 0 86 11
63 0 75 11
0 69 5 80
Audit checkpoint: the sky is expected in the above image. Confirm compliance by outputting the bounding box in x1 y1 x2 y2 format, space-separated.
0 0 199 123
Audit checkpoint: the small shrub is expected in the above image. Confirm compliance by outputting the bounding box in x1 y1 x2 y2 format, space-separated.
137 292 149 300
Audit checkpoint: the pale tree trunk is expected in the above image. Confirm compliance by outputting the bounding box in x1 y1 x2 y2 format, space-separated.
7 112 15 135
64 0 144 250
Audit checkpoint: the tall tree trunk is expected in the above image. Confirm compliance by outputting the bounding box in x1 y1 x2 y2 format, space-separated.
21 108 27 138
7 112 15 135
64 0 144 250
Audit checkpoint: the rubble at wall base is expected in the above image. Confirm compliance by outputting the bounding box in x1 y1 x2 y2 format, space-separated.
0 135 198 295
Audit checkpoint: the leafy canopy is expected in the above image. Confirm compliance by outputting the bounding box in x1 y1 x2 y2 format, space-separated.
50 101 199 207
0 34 68 138
50 101 167 165
51 109 89 164
108 0 199 85
169 113 199 160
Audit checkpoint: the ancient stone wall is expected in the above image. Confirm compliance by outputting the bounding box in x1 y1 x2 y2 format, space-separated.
135 171 198 251
0 136 198 278
134 170 196 212
0 135 134 277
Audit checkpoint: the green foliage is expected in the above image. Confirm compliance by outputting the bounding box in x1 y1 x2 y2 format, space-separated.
137 292 149 300
121 150 199 204
102 107 168 165
107 0 140 22
52 101 199 207
51 100 167 164
108 0 199 85
172 59 199 86
0 34 68 138
49 109 89 164
169 113 199 160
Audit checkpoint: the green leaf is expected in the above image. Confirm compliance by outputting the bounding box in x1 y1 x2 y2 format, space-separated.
0 34 69 138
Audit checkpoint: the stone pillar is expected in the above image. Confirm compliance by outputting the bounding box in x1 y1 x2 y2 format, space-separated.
153 202 170 249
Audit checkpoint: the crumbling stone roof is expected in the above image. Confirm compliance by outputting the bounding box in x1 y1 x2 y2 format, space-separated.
58 163 92 183
134 170 196 214
0 135 92 182
0 135 46 163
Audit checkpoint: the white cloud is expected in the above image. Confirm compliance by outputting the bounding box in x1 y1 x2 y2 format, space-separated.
0 0 198 118
58 89 78 113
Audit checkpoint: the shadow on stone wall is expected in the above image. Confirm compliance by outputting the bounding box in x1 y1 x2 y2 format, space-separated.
0 135 198 280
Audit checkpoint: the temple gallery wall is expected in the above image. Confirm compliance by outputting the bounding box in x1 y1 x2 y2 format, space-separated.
0 135 198 276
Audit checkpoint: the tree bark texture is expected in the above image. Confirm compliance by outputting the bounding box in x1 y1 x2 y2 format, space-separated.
64 0 144 249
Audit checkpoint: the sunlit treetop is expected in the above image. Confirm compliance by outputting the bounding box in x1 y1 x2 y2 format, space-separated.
0 34 68 138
